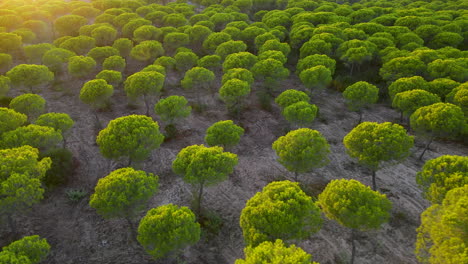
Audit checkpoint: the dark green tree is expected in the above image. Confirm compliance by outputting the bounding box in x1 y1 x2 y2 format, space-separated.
318 179 392 264
240 180 323 247
235 239 318 264
6 64 54 93
0 146 51 233
392 90 440 123
90 167 159 234
9 93 46 122
172 145 237 214
343 122 414 190
272 128 330 181
410 103 466 160
0 235 50 264
124 71 165 115
96 115 164 166
343 81 379 123
415 185 467 264
205 120 244 149
137 204 200 260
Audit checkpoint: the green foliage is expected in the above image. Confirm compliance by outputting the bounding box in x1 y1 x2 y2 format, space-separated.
122 18 152 38
258 50 287 64
388 76 429 100
23 43 54 64
174 51 199 72
154 95 191 124
0 107 26 135
296 54 336 75
343 81 379 112
0 76 10 97
240 180 323 247
344 122 413 171
223 52 257 71
416 155 468 204
0 145 51 183
54 15 87 36
205 120 244 148
219 79 251 112
251 58 289 86
163 32 190 52
130 40 164 62
235 239 316 264
318 179 392 230
80 79 114 109
6 64 54 92
415 185 468 264
9 94 46 121
282 101 318 127
1 124 63 151
259 39 291 57
92 26 118 46
427 59 468 83
427 78 460 100
154 56 176 70
39 148 73 188
90 167 159 219
1 235 50 264
133 25 162 43
181 67 214 91
0 53 13 72
272 128 330 175
112 38 133 57
96 115 164 163
215 40 247 59
137 204 201 259
380 56 426 82
172 144 238 187
87 46 120 64
68 56 97 78
299 65 332 93
0 33 22 54
42 48 76 74
96 70 122 85
60 36 96 55
275 89 310 109
203 32 231 53
0 146 51 216
197 55 221 70
410 103 465 139
66 188 87 202
0 250 32 264
429 32 463 49
124 71 165 100
222 68 254 85
392 90 441 118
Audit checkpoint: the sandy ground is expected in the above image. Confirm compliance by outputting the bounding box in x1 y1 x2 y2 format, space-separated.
1 64 467 264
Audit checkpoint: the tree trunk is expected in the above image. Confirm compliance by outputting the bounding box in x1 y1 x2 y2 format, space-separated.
143 94 150 116
93 112 101 129
127 156 132 167
371 170 377 191
196 183 204 216
350 229 356 264
7 214 17 235
294 171 299 181
400 111 403 123
419 136 434 160
125 217 138 244
358 111 363 124
62 137 67 148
